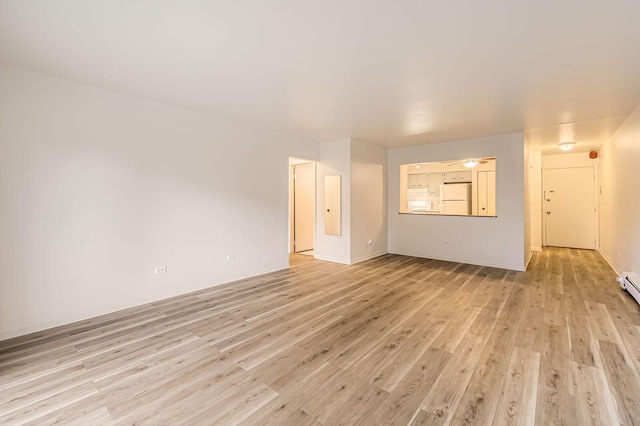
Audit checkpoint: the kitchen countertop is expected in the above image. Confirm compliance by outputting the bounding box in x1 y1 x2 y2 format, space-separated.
402 210 441 215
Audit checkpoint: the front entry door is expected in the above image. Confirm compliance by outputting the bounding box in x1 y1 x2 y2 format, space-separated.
543 166 596 249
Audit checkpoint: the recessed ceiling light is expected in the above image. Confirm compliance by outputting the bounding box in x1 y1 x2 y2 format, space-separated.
558 142 576 151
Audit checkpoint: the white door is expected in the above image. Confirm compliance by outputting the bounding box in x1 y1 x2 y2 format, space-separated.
543 167 596 249
486 171 496 216
293 163 314 252
426 173 442 196
477 170 496 216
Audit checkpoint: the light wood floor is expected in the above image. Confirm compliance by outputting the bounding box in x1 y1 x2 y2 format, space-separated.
1 248 640 425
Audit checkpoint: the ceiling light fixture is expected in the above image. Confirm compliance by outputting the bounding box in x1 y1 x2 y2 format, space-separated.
461 159 479 168
558 142 576 151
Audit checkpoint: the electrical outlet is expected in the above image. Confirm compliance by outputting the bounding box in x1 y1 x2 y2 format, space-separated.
367 239 372 246
154 266 167 275
226 254 236 261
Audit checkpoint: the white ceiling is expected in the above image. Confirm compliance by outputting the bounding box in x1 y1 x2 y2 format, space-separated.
527 116 629 155
2 1 640 150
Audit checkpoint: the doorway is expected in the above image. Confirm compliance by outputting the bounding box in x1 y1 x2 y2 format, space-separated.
543 166 597 249
289 158 315 254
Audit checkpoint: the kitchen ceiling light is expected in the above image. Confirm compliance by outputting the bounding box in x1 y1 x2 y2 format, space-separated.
558 142 576 151
461 160 479 168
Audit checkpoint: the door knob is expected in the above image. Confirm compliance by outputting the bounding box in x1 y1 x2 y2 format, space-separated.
546 211 551 215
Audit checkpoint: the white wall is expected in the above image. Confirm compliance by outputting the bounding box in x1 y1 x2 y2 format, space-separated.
315 139 351 264
542 152 599 169
314 138 388 265
388 133 526 271
598 103 640 276
0 66 319 339
350 139 387 263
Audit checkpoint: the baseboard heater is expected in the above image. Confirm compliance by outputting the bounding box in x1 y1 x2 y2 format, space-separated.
618 273 640 306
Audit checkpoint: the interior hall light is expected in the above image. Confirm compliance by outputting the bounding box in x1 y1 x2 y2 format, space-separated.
558 142 576 151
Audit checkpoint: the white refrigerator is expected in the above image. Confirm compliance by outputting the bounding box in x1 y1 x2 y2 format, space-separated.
440 183 471 215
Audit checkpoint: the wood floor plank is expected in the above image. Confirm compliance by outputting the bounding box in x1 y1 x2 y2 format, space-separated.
448 282 527 425
570 361 619 425
597 339 640 424
513 299 544 352
369 317 448 392
585 301 620 343
299 368 366 423
93 341 224 397
322 380 390 425
65 408 113 426
23 392 110 426
249 345 329 393
431 304 482 353
492 347 540 426
566 313 597 367
612 320 640 375
416 332 490 425
1 248 638 424
239 362 343 425
0 362 88 414
331 287 443 370
365 347 451 425
108 361 244 423
176 381 277 426
535 323 578 425
0 382 99 425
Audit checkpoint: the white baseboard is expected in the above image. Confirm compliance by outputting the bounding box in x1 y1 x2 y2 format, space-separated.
525 251 533 270
531 246 543 252
389 250 525 272
313 254 350 265
598 249 621 276
349 251 388 265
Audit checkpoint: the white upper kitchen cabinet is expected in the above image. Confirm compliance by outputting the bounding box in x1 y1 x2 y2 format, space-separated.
443 170 472 183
